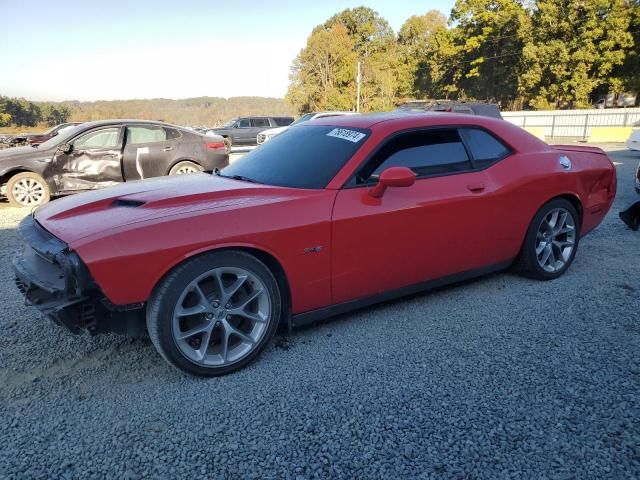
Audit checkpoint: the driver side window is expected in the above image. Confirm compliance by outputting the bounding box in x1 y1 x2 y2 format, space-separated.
358 129 472 183
73 128 120 150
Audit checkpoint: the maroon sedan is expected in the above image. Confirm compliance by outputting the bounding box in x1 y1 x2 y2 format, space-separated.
12 122 83 146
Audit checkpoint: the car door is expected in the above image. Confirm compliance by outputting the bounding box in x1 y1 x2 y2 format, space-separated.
121 125 175 180
231 118 251 145
53 126 124 191
330 127 508 305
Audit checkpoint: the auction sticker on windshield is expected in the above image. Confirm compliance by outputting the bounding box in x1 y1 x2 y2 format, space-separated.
327 128 366 143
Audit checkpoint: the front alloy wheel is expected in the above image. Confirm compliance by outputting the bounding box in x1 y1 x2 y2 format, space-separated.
6 172 51 207
147 251 281 376
172 267 271 367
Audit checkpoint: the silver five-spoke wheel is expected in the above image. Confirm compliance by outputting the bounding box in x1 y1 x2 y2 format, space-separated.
147 251 281 376
535 207 576 273
172 267 270 367
516 198 580 280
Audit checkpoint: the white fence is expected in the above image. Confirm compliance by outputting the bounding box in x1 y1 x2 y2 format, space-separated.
502 107 640 138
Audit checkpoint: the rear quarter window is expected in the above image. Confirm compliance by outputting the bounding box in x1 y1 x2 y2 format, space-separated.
460 128 511 168
166 128 182 140
273 117 294 126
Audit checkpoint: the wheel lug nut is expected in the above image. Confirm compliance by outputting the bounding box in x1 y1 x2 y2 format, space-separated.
212 301 220 308
225 304 231 309
205 313 213 320
226 315 231 320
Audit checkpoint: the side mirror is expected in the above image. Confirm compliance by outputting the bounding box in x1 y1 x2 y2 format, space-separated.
59 143 73 154
233 123 239 128
368 166 416 198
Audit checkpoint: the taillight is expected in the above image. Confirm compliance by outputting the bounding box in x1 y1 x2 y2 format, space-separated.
206 142 226 150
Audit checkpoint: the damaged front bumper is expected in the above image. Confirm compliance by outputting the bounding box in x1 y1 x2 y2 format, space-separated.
13 215 145 335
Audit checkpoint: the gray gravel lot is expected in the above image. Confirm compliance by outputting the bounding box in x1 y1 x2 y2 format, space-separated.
0 144 639 479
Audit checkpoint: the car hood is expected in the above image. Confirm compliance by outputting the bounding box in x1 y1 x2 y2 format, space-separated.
34 174 302 244
0 145 52 165
261 126 289 136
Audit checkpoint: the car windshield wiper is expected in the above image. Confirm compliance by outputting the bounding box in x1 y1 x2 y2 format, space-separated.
214 170 261 184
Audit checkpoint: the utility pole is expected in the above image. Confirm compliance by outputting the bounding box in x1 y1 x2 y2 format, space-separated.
356 61 361 113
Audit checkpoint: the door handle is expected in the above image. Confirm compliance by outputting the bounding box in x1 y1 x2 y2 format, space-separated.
467 183 485 192
163 146 174 152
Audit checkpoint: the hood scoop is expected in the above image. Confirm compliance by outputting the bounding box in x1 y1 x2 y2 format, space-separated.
112 198 146 208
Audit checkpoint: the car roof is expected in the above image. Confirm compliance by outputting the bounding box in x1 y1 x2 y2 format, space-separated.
240 116 293 119
309 111 502 129
309 111 549 152
75 119 188 130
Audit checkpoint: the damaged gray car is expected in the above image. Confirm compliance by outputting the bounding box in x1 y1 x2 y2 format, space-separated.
0 120 229 207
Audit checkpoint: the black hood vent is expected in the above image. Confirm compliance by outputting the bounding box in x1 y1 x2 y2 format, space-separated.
112 199 146 208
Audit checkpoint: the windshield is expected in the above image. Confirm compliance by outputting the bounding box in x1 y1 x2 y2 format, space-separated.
221 125 370 189
222 118 238 128
38 125 83 149
290 113 316 126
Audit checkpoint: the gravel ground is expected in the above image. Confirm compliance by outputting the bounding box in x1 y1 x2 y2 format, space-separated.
0 144 638 479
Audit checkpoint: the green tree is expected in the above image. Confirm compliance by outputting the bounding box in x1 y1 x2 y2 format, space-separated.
398 10 447 98
321 6 404 111
520 0 634 109
607 0 640 99
448 0 530 107
42 104 72 126
286 24 357 112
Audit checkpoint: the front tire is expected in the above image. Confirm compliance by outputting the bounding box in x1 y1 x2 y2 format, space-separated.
6 172 51 207
146 251 282 376
516 198 580 280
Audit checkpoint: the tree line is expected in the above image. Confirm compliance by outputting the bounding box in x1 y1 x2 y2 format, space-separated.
64 96 293 127
286 0 640 113
0 95 293 129
0 97 72 127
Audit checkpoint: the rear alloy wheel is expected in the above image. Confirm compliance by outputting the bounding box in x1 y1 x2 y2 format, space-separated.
6 172 51 207
516 198 580 280
146 251 281 376
169 161 203 175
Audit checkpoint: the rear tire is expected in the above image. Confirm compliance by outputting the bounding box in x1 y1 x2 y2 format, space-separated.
6 172 51 207
223 137 232 150
515 198 580 280
146 251 282 377
169 161 203 175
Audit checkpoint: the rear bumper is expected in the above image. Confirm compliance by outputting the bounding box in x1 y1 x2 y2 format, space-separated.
13 215 144 335
202 152 230 172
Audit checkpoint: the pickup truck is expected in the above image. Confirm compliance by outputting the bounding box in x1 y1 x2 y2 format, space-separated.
0 120 228 207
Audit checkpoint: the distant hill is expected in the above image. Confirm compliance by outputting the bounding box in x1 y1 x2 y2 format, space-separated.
61 96 294 127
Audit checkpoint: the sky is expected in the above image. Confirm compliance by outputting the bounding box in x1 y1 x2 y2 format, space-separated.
0 0 454 102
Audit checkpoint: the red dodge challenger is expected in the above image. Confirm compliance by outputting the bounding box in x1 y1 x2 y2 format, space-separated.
13 113 616 376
